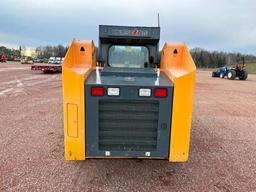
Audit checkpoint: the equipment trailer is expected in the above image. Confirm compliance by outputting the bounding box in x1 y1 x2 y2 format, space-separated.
31 63 62 73
62 25 196 162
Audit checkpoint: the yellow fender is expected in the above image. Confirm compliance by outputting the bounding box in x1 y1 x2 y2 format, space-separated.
62 39 96 160
160 43 196 162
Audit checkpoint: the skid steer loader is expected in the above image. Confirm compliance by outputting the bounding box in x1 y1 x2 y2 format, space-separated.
62 25 196 162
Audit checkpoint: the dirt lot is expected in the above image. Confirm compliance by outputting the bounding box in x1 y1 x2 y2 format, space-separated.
0 62 256 192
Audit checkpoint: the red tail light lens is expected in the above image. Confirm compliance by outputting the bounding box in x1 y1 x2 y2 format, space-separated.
91 87 105 96
154 88 167 97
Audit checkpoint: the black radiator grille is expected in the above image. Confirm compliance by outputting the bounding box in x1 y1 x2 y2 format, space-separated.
99 100 159 151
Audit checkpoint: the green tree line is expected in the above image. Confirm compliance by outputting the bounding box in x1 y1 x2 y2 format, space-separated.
1 45 256 67
35 45 68 59
190 48 256 68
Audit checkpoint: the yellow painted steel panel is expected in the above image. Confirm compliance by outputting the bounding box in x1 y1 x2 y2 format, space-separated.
62 39 96 160
160 43 196 162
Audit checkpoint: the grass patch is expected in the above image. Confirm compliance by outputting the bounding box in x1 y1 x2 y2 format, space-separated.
245 63 256 74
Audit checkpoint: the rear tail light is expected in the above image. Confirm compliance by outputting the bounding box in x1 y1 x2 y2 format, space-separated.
91 87 105 96
154 88 167 97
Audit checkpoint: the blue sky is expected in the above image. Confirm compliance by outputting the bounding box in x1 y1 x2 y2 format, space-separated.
0 0 256 55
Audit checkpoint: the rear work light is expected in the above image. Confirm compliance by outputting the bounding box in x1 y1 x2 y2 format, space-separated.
154 88 167 97
107 88 120 96
139 88 151 97
91 87 105 96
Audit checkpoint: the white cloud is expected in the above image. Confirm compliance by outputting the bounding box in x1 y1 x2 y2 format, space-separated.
0 0 255 54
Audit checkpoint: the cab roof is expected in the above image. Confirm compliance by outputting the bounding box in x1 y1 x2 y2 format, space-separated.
99 25 160 45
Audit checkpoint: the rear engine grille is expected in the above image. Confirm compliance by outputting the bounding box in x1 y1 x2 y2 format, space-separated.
99 100 159 151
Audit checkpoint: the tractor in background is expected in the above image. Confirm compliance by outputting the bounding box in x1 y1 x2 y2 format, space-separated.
227 63 248 80
0 54 7 62
0 49 7 62
21 56 33 64
212 57 248 80
212 66 228 78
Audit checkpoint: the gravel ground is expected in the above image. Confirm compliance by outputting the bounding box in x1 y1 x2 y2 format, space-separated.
0 62 256 192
